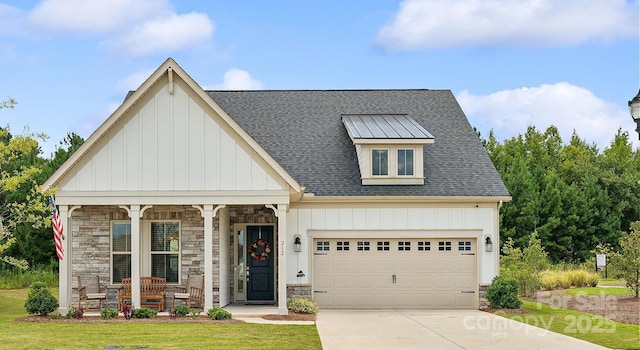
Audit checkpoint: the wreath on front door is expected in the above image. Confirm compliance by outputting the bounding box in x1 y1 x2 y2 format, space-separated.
249 239 271 261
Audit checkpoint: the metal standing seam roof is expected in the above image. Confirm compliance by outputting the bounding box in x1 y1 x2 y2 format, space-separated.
342 114 434 140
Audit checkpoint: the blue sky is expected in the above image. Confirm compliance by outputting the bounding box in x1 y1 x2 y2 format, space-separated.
0 0 638 156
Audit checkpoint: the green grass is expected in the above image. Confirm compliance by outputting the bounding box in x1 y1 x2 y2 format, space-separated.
495 300 640 350
598 278 625 287
564 287 631 296
0 289 321 350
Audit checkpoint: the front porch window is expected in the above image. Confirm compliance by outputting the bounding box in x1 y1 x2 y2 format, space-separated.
111 222 131 283
150 221 180 283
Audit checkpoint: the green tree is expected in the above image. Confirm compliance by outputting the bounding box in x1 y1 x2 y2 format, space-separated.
500 232 549 297
6 132 85 267
610 222 640 298
0 99 51 269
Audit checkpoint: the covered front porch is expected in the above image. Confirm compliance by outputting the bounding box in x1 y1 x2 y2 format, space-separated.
56 199 292 316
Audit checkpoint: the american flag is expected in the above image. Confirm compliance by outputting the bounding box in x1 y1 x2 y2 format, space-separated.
49 195 64 260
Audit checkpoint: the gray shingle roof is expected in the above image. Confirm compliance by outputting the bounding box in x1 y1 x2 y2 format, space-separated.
207 89 510 197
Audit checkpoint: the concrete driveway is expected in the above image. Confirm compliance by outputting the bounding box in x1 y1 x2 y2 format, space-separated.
316 310 609 350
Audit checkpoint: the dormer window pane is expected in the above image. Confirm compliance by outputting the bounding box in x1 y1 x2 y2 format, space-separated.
398 149 414 176
372 149 388 175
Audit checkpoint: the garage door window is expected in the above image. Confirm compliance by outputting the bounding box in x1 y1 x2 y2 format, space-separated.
417 241 431 251
337 241 350 251
357 241 370 251
377 241 390 251
316 241 330 251
439 241 452 251
398 241 411 251
458 241 472 251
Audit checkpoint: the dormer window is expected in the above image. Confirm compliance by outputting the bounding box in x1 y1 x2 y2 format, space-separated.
397 149 414 176
342 114 434 185
372 149 388 176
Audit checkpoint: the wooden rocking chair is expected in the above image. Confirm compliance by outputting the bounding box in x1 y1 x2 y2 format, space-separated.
78 275 106 311
173 274 204 310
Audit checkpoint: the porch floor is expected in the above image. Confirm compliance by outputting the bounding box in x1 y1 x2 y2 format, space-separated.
223 304 279 317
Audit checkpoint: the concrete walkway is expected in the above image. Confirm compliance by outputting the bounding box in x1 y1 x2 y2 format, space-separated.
316 310 609 350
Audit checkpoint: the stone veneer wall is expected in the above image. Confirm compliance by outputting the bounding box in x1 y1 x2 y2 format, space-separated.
286 284 312 299
71 205 218 304
478 283 490 309
228 206 277 301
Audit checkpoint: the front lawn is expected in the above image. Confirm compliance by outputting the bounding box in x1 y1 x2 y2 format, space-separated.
564 287 631 296
0 289 322 350
494 300 640 350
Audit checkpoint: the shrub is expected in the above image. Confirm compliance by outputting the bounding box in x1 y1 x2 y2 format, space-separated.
287 296 319 314
486 275 522 309
174 304 189 317
500 233 549 297
100 308 119 320
66 307 83 319
540 271 558 290
24 281 58 316
207 307 232 320
538 269 601 290
132 307 157 319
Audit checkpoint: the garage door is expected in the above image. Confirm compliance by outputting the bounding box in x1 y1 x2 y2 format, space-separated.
313 238 477 309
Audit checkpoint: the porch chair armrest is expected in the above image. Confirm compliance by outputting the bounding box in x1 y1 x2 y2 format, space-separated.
78 286 87 299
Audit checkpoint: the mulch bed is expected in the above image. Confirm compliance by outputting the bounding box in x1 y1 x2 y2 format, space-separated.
483 291 639 326
262 311 315 321
15 315 243 324
16 311 315 323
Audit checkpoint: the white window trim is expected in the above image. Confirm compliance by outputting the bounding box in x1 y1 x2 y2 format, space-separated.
371 148 390 177
360 145 424 185
110 220 132 285
397 148 415 177
142 220 181 285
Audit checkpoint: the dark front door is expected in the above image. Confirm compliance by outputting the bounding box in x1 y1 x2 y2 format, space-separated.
246 225 275 301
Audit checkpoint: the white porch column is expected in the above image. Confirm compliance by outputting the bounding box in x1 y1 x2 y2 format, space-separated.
202 205 214 311
58 205 72 314
277 204 288 315
129 205 141 308
218 206 230 307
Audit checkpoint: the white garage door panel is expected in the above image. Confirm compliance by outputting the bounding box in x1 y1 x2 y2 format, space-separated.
313 238 477 309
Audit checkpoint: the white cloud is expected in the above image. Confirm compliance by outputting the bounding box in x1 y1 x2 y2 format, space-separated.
377 0 638 51
212 69 264 90
114 13 214 57
25 0 214 57
28 0 171 33
457 82 635 150
114 69 155 95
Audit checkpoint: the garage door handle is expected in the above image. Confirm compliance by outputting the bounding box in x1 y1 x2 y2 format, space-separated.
314 290 328 294
392 274 396 284
461 291 475 294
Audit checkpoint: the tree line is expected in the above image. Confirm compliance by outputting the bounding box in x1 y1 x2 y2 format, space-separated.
483 125 640 263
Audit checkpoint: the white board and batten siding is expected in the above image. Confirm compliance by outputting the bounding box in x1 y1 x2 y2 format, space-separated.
61 81 286 193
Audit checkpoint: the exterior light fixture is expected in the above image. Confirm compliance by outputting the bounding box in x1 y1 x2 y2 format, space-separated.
294 235 302 252
629 90 640 140
485 236 493 253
